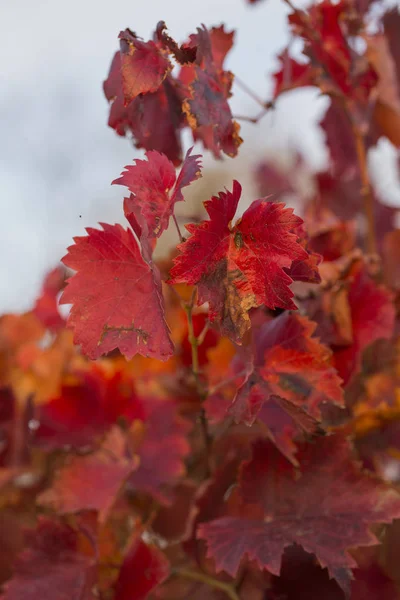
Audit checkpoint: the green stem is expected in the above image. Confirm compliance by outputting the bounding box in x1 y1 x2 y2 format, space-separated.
183 289 211 475
174 568 240 600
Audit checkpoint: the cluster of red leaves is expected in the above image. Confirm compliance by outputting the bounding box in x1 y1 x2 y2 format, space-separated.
3 2 400 600
103 23 242 164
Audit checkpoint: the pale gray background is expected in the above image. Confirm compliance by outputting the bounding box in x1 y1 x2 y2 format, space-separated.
1 0 399 312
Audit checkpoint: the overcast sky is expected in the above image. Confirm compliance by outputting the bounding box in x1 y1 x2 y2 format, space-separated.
1 0 398 313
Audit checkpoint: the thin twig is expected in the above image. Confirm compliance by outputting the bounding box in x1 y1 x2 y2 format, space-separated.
197 319 211 346
281 0 302 14
173 568 240 600
208 369 248 395
183 290 212 475
173 214 185 243
234 75 269 108
184 289 200 383
352 124 377 254
233 103 275 125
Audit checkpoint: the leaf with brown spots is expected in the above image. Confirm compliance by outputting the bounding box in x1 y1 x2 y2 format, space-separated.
230 312 343 459
118 28 171 105
169 181 315 342
181 25 242 158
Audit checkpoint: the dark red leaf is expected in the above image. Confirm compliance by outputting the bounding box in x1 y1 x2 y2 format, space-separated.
38 426 137 521
231 313 343 438
1 518 96 600
114 537 169 600
128 397 191 503
198 435 400 595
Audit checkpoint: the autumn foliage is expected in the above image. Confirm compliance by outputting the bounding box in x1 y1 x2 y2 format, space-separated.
3 2 400 599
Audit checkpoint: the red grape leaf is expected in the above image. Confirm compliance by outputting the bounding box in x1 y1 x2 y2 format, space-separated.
287 0 377 104
285 222 321 284
256 396 319 466
38 426 137 522
179 25 234 87
181 25 242 158
183 68 242 158
198 435 400 595
366 10 400 148
1 517 96 600
32 266 65 332
155 21 197 65
60 223 173 360
270 545 398 600
113 147 202 238
272 51 316 97
302 257 395 384
118 28 171 104
305 206 356 262
104 23 240 163
255 156 296 199
231 312 343 427
104 52 184 165
33 366 144 450
169 181 314 342
128 397 192 503
332 264 395 385
33 368 191 503
114 537 169 600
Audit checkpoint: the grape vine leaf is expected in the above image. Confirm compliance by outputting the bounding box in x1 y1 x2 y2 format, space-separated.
198 435 400 596
181 25 242 158
104 23 240 163
0 518 96 600
169 181 317 341
32 266 65 332
61 223 173 360
34 368 191 503
332 263 395 385
104 51 184 165
118 28 171 104
270 545 398 600
366 9 400 148
304 259 395 385
113 147 202 238
287 0 377 103
128 397 192 503
38 426 137 522
114 537 169 600
33 367 143 450
230 312 343 433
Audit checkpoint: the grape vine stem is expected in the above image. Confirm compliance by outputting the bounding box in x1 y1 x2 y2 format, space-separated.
352 124 377 255
184 288 212 476
174 568 240 600
173 214 185 243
